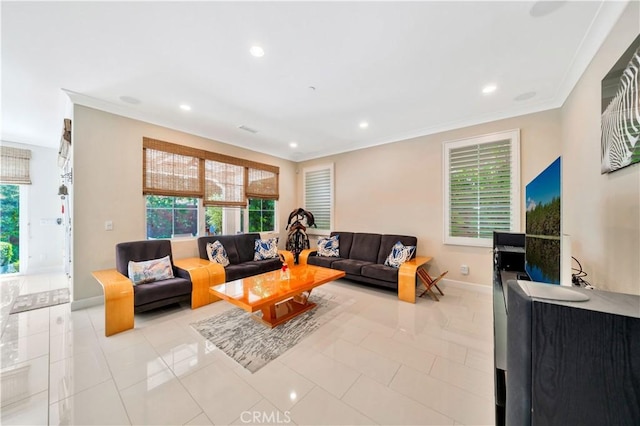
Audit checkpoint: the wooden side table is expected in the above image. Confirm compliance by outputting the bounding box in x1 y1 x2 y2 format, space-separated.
417 267 447 301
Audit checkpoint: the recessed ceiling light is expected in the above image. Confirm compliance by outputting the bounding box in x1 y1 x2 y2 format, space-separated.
289 142 298 148
359 121 369 129
250 46 265 57
482 84 497 94
514 91 537 101
180 104 191 111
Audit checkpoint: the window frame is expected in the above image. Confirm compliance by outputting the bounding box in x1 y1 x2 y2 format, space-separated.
303 163 334 235
142 137 280 239
247 198 277 233
145 195 200 240
442 129 520 248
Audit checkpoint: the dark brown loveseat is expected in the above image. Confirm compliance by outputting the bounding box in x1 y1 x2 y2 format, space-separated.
300 231 430 302
197 233 294 282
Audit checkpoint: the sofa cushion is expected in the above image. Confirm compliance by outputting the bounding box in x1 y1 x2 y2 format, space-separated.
308 255 345 268
349 233 381 262
377 235 418 265
244 258 283 274
127 255 174 285
133 277 191 306
332 259 374 275
330 232 353 259
206 241 230 267
116 240 173 276
254 237 279 260
317 235 339 257
199 235 240 265
384 241 416 268
236 233 262 263
224 263 261 282
361 264 400 283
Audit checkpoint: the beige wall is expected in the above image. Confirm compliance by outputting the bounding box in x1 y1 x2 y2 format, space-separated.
297 109 562 288
562 1 640 295
72 106 297 302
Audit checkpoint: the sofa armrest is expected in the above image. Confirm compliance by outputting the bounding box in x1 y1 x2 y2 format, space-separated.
398 256 432 304
278 250 294 268
174 257 225 309
92 269 134 336
299 249 317 266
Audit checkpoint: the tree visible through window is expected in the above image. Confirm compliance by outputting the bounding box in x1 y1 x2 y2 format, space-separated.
248 199 275 232
146 196 198 239
0 185 20 273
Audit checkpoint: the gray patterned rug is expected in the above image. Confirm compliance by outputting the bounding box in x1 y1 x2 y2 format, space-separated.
191 290 351 373
10 288 70 314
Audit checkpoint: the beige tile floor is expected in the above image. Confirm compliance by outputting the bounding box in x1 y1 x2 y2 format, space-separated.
1 273 495 425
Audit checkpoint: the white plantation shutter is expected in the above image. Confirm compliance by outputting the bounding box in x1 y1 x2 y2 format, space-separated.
304 165 333 232
444 130 520 247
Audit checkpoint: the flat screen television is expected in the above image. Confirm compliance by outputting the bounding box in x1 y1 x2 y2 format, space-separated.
525 157 561 285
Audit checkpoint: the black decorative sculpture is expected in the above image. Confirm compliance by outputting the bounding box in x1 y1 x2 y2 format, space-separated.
285 208 316 264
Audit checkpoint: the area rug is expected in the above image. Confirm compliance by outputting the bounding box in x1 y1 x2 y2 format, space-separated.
10 288 70 314
191 290 352 373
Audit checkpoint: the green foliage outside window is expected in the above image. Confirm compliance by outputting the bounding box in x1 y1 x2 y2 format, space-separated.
146 195 198 239
0 185 20 273
248 199 275 232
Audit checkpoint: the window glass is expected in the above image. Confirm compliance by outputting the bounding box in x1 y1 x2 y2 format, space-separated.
248 199 276 233
443 130 520 247
146 195 198 239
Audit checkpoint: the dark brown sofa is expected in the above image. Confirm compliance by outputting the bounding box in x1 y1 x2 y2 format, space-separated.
300 231 430 301
197 233 293 282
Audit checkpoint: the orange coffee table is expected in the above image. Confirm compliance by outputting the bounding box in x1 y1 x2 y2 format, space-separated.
209 265 345 328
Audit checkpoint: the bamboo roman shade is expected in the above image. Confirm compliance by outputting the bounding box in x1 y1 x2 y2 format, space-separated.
142 137 279 204
1 146 32 184
143 139 202 197
204 159 245 206
246 167 279 200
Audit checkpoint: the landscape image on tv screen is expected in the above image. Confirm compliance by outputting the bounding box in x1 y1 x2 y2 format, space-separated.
525 157 561 284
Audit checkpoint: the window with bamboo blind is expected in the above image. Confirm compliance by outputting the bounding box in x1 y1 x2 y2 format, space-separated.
142 137 279 203
204 159 245 207
142 137 280 238
443 130 520 247
1 146 32 185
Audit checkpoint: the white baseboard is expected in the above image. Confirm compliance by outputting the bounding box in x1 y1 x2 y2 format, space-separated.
71 295 103 311
440 278 492 294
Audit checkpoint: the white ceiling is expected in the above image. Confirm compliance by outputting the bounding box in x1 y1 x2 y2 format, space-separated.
1 1 629 161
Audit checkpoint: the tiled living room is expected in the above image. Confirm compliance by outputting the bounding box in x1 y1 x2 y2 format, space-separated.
2 1 640 426
1 273 494 425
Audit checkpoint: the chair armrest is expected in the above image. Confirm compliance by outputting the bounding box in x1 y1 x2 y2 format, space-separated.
92 269 134 336
398 256 433 304
278 250 294 268
299 249 317 266
173 257 225 309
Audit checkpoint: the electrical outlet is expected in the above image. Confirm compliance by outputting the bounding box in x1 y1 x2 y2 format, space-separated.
105 220 113 231
460 264 469 275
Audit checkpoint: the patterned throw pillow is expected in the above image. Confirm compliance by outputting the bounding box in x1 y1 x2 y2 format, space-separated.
127 255 174 285
317 235 340 257
384 241 416 268
206 240 230 267
254 237 279 260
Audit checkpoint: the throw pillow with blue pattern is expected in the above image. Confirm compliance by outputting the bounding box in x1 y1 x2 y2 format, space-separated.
384 241 416 268
254 237 279 260
127 255 174 285
317 235 340 257
206 240 230 267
